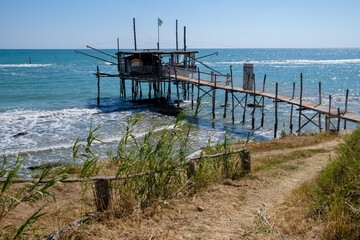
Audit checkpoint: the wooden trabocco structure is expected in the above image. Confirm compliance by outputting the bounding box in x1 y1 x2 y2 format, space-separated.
76 18 360 138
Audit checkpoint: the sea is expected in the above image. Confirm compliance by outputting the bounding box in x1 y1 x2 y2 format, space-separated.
1 48 360 172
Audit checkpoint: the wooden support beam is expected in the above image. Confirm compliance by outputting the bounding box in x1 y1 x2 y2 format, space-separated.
183 26 187 51
261 74 266 127
242 94 248 124
318 82 322 132
290 82 295 133
251 74 256 129
274 82 278 138
212 74 216 119
230 66 235 124
176 20 179 51
344 89 349 129
191 83 194 110
223 89 228 118
197 69 200 105
298 73 303 134
337 108 341 131
133 18 137 51
97 66 100 107
175 68 180 107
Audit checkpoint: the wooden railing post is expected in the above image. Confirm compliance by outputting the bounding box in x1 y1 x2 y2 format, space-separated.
94 179 111 212
241 148 251 174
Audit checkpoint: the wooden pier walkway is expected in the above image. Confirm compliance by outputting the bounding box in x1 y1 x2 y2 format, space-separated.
170 74 360 124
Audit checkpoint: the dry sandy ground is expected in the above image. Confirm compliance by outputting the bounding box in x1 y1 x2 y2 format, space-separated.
3 133 346 239
76 137 343 240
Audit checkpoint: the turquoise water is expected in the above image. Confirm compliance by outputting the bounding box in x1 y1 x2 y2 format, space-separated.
1 48 360 170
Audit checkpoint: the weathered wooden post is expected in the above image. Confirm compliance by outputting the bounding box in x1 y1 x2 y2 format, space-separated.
274 82 278 138
175 67 180 107
251 74 256 129
337 108 341 132
223 74 229 118
298 73 303 134
187 161 196 179
94 179 111 212
191 83 194 110
290 82 295 133
183 26 187 51
133 18 137 51
212 74 216 119
230 66 235 124
197 69 200 104
242 94 248 124
97 66 100 107
318 82 322 132
241 148 251 174
344 89 349 129
261 74 266 127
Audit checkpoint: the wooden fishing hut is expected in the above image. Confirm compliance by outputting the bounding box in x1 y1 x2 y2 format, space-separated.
91 49 199 114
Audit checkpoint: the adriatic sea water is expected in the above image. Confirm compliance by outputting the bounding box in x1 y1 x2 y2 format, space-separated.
1 48 359 171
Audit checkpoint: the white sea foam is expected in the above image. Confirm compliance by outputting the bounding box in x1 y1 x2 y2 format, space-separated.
0 64 53 68
214 59 360 65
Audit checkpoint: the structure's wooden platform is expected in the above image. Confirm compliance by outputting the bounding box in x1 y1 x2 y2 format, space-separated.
171 75 360 123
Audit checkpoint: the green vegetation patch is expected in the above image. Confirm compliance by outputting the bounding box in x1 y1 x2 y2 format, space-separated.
309 127 360 239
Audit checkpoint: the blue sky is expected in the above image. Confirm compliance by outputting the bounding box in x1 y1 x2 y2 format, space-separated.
0 0 359 49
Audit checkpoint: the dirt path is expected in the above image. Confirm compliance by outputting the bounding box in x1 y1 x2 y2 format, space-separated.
83 137 343 239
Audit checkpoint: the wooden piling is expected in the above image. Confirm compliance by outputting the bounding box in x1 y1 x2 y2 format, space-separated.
149 82 152 100
133 18 137 51
274 82 278 138
344 89 349 129
290 82 295 133
327 95 332 132
122 78 126 99
175 69 180 107
176 20 179 51
251 75 256 129
318 82 322 132
183 26 187 51
298 73 303 134
212 74 216 119
191 83 194 110
261 74 266 127
337 108 341 131
223 89 228 118
197 69 200 104
167 81 171 102
242 94 247 124
139 82 142 99
230 66 235 124
97 66 100 107
94 179 111 212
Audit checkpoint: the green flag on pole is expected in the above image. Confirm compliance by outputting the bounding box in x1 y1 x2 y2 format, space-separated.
158 18 163 26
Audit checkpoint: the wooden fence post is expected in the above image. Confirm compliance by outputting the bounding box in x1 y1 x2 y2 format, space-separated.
187 161 196 179
94 179 111 212
241 148 251 174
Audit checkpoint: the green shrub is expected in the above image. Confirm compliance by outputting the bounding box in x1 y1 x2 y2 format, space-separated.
311 127 360 239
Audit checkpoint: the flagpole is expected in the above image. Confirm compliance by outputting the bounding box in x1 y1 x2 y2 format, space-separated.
157 23 160 50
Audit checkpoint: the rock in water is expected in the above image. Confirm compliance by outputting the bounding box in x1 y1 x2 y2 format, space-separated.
13 132 29 138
